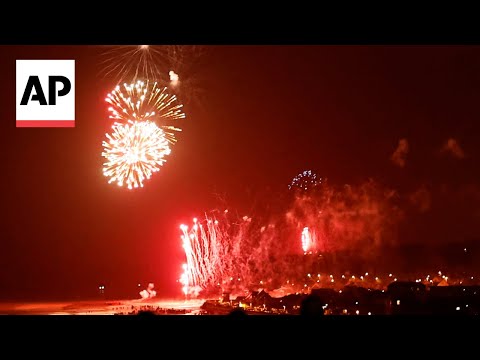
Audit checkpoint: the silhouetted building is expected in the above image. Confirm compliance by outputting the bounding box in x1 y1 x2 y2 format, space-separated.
229 308 248 317
300 294 324 316
426 285 480 314
387 281 427 314
311 288 336 304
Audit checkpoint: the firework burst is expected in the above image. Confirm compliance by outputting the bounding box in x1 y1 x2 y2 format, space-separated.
99 45 170 84
98 45 205 82
288 170 322 191
180 217 225 295
106 80 185 144
102 120 171 190
177 179 406 296
179 213 279 297
99 45 206 106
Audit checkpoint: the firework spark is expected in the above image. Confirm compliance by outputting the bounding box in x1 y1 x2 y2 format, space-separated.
288 170 321 191
180 217 225 295
179 263 189 296
102 121 171 190
301 227 312 253
105 80 185 144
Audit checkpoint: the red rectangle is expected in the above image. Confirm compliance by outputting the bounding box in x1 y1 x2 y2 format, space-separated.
16 120 75 128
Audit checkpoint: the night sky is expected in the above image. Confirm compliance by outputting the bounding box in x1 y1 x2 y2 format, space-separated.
1 45 480 301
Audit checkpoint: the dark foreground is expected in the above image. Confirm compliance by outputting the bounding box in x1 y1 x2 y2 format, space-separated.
2 281 480 315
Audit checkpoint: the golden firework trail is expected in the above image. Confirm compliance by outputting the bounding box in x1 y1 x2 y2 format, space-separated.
105 80 185 144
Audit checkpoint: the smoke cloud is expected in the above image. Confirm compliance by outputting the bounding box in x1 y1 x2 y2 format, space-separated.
441 138 465 159
409 185 432 213
391 138 409 168
139 283 157 299
180 179 405 297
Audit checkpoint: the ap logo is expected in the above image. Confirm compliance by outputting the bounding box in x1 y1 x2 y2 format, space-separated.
16 60 75 127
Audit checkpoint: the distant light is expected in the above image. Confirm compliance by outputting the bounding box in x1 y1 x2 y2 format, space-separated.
368 312 372 315
307 274 311 277
342 275 345 279
464 248 467 252
339 290 342 293
360 276 364 280
375 277 379 281
456 307 461 311
394 278 398 282
137 283 141 287
365 272 369 276
397 300 401 305
466 304 469 308
355 301 359 305
389 273 392 277
355 310 359 315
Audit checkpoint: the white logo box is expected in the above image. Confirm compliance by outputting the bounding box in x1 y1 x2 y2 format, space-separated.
16 59 75 128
